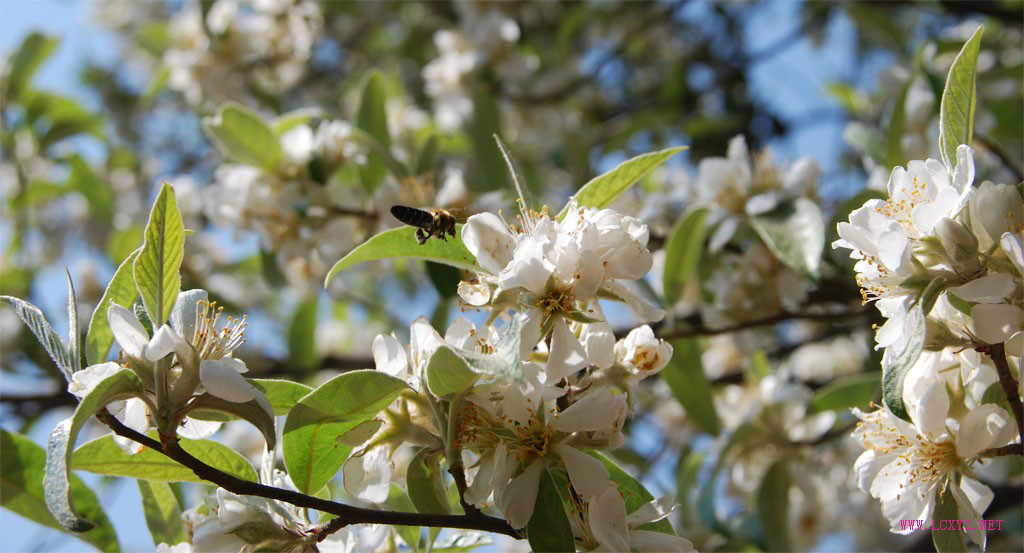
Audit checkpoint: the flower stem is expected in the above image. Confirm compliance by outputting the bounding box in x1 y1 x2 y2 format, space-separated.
987 342 1024 445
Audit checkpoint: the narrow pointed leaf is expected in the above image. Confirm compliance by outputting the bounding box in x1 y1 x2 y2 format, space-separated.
662 337 719 435
137 480 187 545
1 296 71 379
44 369 143 532
357 72 392 192
882 304 926 421
65 270 81 374
6 32 58 99
586 450 676 535
86 249 139 365
325 226 480 287
938 26 984 173
757 460 791 552
560 146 687 216
133 182 184 326
526 470 574 553
663 207 709 306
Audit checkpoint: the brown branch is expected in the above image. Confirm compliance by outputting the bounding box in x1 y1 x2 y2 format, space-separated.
96 411 521 539
654 308 870 340
986 342 1024 446
980 443 1024 458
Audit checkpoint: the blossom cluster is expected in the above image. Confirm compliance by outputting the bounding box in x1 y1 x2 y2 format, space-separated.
333 199 694 551
834 145 1022 547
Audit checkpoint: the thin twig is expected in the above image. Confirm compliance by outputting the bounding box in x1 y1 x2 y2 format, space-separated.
980 443 1024 458
654 308 870 340
986 342 1024 446
96 411 521 539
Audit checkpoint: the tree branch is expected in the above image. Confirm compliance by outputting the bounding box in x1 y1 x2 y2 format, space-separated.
96 411 521 539
653 308 870 340
986 342 1024 446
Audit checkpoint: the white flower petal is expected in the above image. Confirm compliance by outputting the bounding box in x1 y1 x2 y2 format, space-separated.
108 304 150 358
546 318 587 381
555 443 613 501
950 273 1015 304
955 403 1016 458
200 359 257 403
588 488 630 553
971 303 1023 344
497 461 544 529
145 325 189 361
372 334 408 378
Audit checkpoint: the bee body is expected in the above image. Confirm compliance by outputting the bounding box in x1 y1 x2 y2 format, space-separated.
390 205 457 245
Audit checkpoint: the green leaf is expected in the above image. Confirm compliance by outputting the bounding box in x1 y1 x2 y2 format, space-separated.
203 102 283 171
65 270 81 374
68 155 115 223
886 81 911 169
406 449 450 515
918 275 949 316
133 182 184 326
282 370 406 494
933 486 968 552
756 460 791 553
663 207 709 307
5 32 58 99
882 305 926 421
385 484 422 552
45 369 143 532
560 146 687 216
86 250 139 365
188 393 277 450
72 434 258 482
526 470 575 553
468 89 509 192
750 198 825 280
662 337 720 435
415 135 440 176
137 480 187 546
1 430 119 553
938 25 984 174
426 345 480 398
809 373 879 412
0 295 72 379
324 226 480 287
288 296 319 372
273 107 326 135
357 72 391 193
586 450 676 535
250 379 313 416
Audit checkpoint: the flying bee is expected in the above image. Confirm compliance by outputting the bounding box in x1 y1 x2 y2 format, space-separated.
390 205 458 245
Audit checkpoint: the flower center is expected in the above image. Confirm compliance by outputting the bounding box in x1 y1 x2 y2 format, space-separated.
192 300 247 360
536 288 574 319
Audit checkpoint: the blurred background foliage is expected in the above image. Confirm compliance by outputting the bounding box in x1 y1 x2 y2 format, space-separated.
1 1 1022 552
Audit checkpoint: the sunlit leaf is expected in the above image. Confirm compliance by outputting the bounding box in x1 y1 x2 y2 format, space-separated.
938 25 984 173
282 370 406 494
325 226 480 287
87 250 139 365
72 433 258 483
809 373 879 413
0 295 72 379
560 146 687 216
250 379 313 416
133 182 184 326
